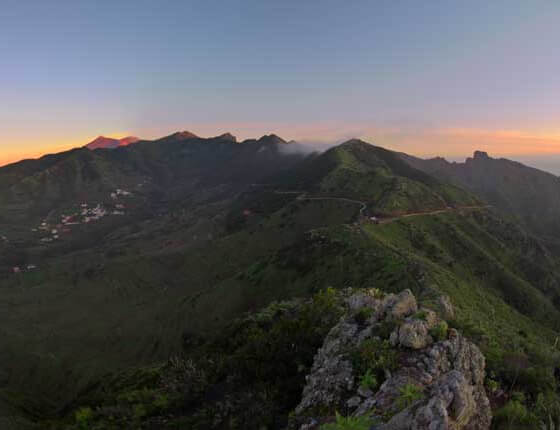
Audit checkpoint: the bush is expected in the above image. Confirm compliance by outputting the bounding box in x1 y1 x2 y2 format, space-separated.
430 321 448 342
535 391 560 426
74 407 93 429
395 384 423 411
485 378 499 393
321 412 374 430
359 369 378 391
354 307 374 325
493 400 537 429
351 339 397 391
517 367 556 396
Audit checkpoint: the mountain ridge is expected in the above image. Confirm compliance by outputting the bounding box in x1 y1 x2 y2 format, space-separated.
401 150 560 241
2 136 560 428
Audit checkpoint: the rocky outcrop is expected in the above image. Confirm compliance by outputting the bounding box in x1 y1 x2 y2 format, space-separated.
437 294 456 320
292 289 491 430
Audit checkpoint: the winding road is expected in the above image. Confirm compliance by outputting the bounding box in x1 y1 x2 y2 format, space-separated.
273 190 489 224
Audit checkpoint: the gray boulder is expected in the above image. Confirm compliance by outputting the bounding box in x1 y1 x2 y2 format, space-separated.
381 289 418 320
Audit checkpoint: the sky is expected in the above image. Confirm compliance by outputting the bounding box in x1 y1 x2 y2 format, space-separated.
1 1 560 171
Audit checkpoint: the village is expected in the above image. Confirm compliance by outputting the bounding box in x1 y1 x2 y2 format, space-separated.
6 188 138 276
32 188 134 245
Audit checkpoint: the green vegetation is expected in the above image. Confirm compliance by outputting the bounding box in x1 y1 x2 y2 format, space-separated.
405 149 560 241
430 320 449 341
395 384 424 411
359 369 378 391
43 288 344 429
354 307 374 325
351 338 397 393
320 412 374 430
74 407 93 429
493 400 536 429
2 137 560 428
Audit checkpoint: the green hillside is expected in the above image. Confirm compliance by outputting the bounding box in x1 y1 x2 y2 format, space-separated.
1 137 560 428
285 140 478 215
402 150 560 245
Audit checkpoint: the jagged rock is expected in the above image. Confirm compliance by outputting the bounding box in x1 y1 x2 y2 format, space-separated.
292 289 491 430
347 396 362 409
294 320 359 415
419 307 438 327
381 289 418 320
437 295 456 320
347 291 380 312
381 371 480 430
392 318 432 349
357 386 373 398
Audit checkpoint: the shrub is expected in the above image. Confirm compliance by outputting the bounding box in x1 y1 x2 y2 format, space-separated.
493 400 537 429
351 339 397 389
485 378 499 393
395 384 423 411
354 307 374 325
517 367 556 396
535 391 560 425
75 407 93 429
321 412 373 430
376 319 398 339
359 369 378 391
430 321 448 342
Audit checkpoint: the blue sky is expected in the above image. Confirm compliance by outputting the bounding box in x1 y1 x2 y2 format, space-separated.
1 0 560 167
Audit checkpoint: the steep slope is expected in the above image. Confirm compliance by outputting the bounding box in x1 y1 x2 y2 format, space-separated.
281 139 479 215
0 133 305 225
402 150 560 242
2 138 560 428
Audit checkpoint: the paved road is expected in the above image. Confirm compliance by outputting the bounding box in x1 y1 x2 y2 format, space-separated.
377 205 491 224
273 190 489 223
274 190 367 215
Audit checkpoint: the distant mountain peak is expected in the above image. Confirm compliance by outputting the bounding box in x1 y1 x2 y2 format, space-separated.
257 134 288 144
473 150 490 159
215 132 237 142
85 136 139 150
171 131 199 140
340 138 369 146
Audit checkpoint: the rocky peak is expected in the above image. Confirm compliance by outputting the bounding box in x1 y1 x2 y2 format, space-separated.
214 132 237 142
85 136 140 150
169 131 199 141
291 289 491 429
473 150 490 160
257 134 288 145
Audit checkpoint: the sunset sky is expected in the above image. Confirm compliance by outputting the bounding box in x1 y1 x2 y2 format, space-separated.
1 1 560 170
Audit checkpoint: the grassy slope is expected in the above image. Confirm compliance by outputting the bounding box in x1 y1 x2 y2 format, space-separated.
43 208 560 429
286 140 478 215
2 139 560 427
0 197 360 417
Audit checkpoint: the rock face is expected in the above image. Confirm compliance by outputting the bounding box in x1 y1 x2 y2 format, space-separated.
292 289 491 430
437 294 456 320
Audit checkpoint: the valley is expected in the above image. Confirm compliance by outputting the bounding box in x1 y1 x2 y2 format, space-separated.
0 134 559 429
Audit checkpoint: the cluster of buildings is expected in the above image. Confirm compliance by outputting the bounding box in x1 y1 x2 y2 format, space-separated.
33 188 133 244
81 203 108 223
110 188 132 199
12 264 37 274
